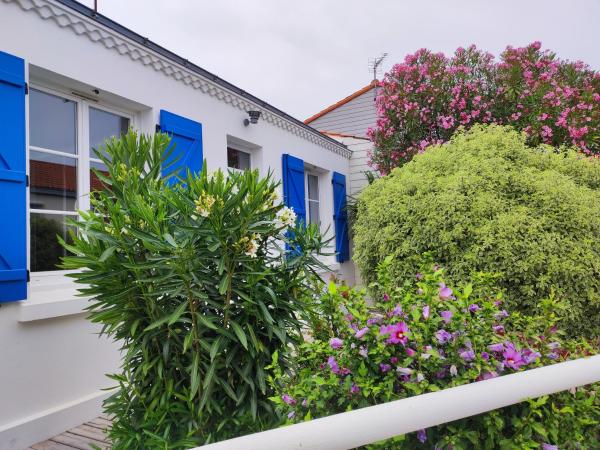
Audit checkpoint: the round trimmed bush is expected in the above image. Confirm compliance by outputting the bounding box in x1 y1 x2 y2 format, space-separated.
354 125 600 337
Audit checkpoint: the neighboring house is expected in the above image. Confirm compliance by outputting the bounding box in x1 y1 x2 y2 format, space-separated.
304 80 378 196
0 1 352 448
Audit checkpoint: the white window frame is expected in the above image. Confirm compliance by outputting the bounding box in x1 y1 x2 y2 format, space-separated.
28 83 135 276
305 171 320 226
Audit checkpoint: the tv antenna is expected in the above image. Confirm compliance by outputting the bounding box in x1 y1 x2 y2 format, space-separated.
368 53 388 81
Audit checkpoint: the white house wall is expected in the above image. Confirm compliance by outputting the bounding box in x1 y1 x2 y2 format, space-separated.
0 1 352 448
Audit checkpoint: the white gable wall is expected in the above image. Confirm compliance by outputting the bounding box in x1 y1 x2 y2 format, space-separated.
309 88 378 138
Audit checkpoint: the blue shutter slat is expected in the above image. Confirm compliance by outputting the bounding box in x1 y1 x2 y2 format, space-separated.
159 110 203 183
332 171 349 263
0 50 27 302
282 154 306 226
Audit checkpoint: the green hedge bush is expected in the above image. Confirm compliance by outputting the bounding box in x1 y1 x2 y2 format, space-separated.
354 125 600 337
61 131 329 448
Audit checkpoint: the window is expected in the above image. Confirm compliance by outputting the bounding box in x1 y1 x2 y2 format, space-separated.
227 147 251 171
89 107 129 191
29 87 130 272
306 173 320 225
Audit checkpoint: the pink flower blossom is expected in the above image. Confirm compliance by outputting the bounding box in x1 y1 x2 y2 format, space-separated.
380 322 410 345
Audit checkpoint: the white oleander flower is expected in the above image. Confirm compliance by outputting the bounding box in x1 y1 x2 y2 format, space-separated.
276 206 296 229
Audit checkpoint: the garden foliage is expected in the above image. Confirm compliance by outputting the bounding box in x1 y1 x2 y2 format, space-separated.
270 255 599 449
60 131 329 448
354 125 600 337
368 42 600 174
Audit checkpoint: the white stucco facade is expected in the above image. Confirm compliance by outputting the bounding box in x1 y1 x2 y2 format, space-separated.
0 1 352 448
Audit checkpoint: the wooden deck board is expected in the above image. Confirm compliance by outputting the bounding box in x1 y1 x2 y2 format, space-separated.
29 417 111 450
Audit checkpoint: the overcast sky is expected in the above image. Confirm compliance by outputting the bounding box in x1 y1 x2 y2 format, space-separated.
81 0 600 120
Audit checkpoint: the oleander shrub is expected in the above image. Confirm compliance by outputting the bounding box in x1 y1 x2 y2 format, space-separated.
354 125 600 337
368 42 600 174
270 255 599 449
60 131 329 448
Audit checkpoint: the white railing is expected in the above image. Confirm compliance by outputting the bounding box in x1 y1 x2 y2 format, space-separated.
196 355 600 450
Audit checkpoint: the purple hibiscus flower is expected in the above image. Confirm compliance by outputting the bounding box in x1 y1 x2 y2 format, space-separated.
435 329 452 344
481 351 490 361
382 293 390 302
492 325 505 335
329 337 343 349
327 356 340 374
380 322 410 345
482 371 499 380
522 348 541 364
380 363 392 373
350 383 360 394
416 429 427 443
438 282 453 300
391 305 403 317
358 346 368 358
440 310 453 324
468 303 480 313
542 444 558 450
488 342 504 352
282 394 296 405
459 348 476 362
502 343 525 370
422 305 430 320
367 316 381 326
355 327 369 339
405 347 416 357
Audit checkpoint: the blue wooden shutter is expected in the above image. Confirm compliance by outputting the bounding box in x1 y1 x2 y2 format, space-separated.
332 172 349 263
0 51 27 302
159 110 203 183
282 154 306 226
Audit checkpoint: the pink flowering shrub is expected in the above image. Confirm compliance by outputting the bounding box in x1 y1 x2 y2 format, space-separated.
269 256 599 449
368 42 600 174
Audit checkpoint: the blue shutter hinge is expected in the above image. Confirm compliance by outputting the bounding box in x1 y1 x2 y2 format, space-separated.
25 174 29 187
155 124 161 133
25 82 29 95
27 270 30 282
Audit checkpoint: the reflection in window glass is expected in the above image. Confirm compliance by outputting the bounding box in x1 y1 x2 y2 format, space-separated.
307 173 320 225
227 147 251 170
29 150 77 211
29 89 77 153
89 107 129 159
30 213 74 272
90 160 109 192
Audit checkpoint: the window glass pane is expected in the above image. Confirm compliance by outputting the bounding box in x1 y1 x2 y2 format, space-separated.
308 200 320 225
30 213 75 272
30 89 77 154
89 107 129 159
227 147 251 170
90 160 109 192
307 174 319 201
30 150 77 211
